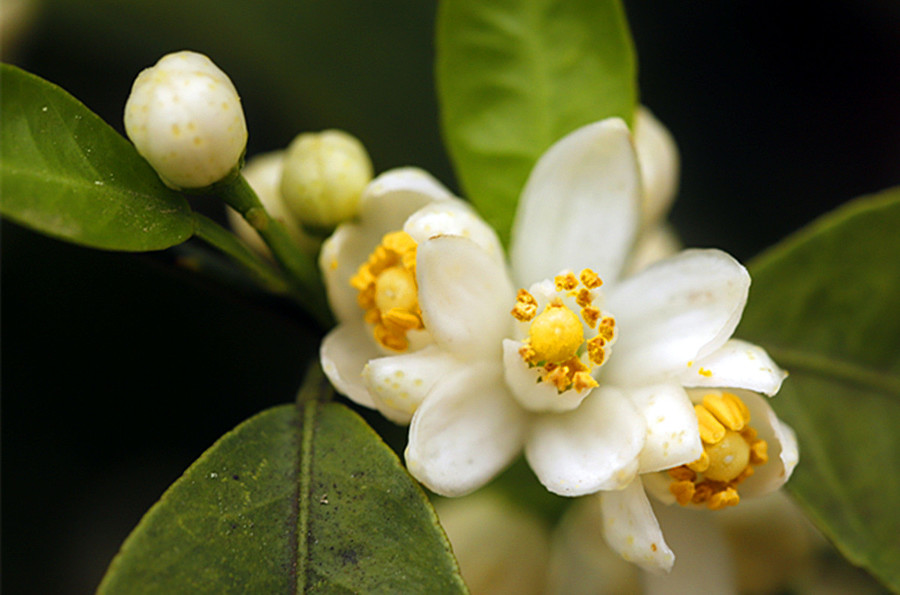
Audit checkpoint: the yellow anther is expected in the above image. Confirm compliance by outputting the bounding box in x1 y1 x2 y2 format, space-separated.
667 467 696 482
702 392 746 431
351 231 422 351
596 317 616 342
511 289 538 322
527 302 584 364
723 391 751 423
554 272 578 292
575 288 593 308
687 450 710 473
579 268 603 289
707 487 740 510
586 336 607 366
695 404 726 444
669 480 696 506
572 370 599 393
581 306 601 329
703 430 751 482
750 440 769 465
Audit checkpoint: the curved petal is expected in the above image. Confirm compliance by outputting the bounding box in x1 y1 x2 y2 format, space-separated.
358 167 453 232
404 199 505 264
510 118 641 287
526 387 646 496
320 323 377 408
603 249 750 386
737 390 799 497
634 106 679 227
502 340 592 413
418 236 515 360
625 383 703 473
622 222 681 277
319 222 381 323
406 363 528 496
362 345 464 425
600 479 675 573
643 501 737 593
680 339 787 396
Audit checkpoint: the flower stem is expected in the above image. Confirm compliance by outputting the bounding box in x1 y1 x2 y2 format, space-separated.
218 174 333 328
191 212 291 295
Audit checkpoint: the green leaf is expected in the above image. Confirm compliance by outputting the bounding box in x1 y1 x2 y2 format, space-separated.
97 399 467 593
739 187 900 591
436 0 637 245
0 64 193 251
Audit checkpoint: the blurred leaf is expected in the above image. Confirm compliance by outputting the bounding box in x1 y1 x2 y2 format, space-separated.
436 0 637 244
0 64 194 251
739 187 900 591
98 397 467 593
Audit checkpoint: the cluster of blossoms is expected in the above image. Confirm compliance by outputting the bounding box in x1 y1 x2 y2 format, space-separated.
319 111 798 572
123 50 798 576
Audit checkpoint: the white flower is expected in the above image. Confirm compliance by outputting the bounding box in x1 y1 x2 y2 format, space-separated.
318 167 504 422
124 50 247 189
280 129 374 229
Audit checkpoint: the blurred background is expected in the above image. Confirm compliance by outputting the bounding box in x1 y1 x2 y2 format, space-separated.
2 0 899 592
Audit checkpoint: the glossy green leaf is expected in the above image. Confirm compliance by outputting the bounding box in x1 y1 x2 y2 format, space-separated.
0 64 193 251
98 398 467 593
739 187 900 591
436 0 637 245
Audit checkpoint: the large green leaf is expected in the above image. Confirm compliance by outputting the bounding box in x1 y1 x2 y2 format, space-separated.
0 64 194 251
739 187 900 591
97 394 467 593
436 0 637 245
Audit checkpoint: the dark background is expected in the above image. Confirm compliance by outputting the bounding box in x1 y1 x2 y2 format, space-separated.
3 1 899 592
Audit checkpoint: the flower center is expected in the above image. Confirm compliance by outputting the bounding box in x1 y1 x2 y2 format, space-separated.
667 391 769 510
511 269 616 393
350 231 423 352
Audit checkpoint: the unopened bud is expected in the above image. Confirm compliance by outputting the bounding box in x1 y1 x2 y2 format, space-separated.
124 50 248 190
280 129 373 230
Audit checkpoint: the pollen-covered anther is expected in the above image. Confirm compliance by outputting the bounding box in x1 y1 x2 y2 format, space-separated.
350 231 423 352
668 391 769 510
579 268 603 289
511 289 538 322
554 272 578 292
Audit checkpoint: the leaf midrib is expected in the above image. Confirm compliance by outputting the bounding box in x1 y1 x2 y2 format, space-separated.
763 344 900 396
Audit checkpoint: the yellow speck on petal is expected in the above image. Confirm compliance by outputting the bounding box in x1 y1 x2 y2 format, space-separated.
698 367 713 377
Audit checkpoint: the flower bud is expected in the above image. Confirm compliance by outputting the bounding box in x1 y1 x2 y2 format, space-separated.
280 129 373 230
124 50 248 190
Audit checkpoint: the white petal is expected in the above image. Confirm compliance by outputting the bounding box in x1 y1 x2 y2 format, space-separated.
622 222 681 277
600 479 675 573
417 236 515 360
510 118 641 286
680 339 787 396
406 363 528 496
362 345 463 425
320 323 377 408
634 106 679 227
319 222 381 323
357 167 452 232
526 387 646 496
736 390 799 497
643 501 737 594
502 339 591 413
603 249 750 385
625 384 703 473
404 198 505 264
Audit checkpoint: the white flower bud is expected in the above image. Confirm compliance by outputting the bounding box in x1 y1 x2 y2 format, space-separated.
280 129 373 229
124 50 248 190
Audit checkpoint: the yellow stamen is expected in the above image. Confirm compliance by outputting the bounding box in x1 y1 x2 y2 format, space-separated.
350 231 422 351
668 392 768 511
513 269 614 394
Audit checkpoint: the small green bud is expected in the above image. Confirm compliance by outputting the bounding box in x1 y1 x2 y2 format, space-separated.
280 129 373 230
124 50 248 190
